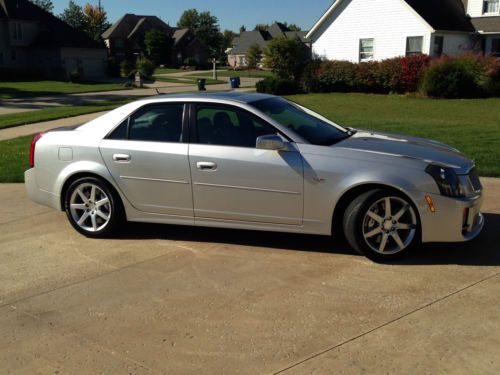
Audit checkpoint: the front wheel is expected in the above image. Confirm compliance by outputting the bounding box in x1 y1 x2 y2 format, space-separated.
343 189 420 261
64 177 123 238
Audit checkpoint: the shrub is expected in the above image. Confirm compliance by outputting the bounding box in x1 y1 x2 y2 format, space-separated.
375 57 403 93
136 56 155 80
420 55 486 98
400 54 431 92
264 37 308 82
120 60 134 77
316 60 357 92
356 61 380 93
256 76 298 95
483 57 500 97
107 57 121 77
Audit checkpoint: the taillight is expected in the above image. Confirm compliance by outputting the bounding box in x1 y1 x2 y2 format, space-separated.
29 132 44 168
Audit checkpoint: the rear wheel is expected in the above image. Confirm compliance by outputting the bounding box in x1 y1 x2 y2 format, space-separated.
343 189 420 261
64 177 122 238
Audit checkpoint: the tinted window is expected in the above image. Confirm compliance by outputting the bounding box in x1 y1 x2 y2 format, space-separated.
251 97 348 146
108 104 184 142
195 104 278 148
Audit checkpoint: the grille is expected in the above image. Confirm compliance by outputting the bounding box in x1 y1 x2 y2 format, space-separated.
468 168 482 192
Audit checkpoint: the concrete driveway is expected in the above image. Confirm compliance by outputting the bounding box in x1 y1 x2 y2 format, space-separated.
1 180 499 374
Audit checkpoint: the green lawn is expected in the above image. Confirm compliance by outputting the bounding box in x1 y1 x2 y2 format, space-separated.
0 98 137 130
1 93 499 183
0 81 129 99
154 68 185 75
289 93 500 177
0 135 31 182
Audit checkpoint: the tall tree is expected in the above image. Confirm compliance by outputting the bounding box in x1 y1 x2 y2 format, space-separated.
144 29 172 65
286 23 302 31
29 0 54 13
221 29 237 51
177 9 222 57
239 25 246 34
59 1 85 30
264 37 307 81
83 3 110 41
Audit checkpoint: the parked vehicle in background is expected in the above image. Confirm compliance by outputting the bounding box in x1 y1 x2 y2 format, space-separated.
25 93 484 261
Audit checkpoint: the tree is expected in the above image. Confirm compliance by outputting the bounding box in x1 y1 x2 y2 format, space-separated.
239 25 246 34
221 30 237 50
29 0 54 13
254 23 269 32
246 43 262 70
136 55 155 79
177 9 222 58
264 37 308 81
59 1 85 30
144 29 172 66
83 3 110 41
286 23 302 31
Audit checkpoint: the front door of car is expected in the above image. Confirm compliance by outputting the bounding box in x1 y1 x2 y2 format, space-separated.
99 103 193 218
188 103 304 225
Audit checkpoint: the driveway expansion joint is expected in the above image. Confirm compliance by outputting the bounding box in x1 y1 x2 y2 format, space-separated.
273 271 500 374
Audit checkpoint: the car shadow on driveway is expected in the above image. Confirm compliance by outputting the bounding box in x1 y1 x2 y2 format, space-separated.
118 213 500 266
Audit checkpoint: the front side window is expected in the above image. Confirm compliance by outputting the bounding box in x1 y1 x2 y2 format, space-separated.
359 38 374 62
484 0 499 13
251 97 349 146
108 104 184 143
195 104 278 148
406 36 424 56
11 22 22 40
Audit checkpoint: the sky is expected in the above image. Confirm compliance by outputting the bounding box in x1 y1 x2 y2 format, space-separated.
51 0 333 32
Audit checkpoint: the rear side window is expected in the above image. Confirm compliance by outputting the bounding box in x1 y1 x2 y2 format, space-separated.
108 104 184 143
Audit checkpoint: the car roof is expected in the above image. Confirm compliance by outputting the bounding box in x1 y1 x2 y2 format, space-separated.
139 92 277 104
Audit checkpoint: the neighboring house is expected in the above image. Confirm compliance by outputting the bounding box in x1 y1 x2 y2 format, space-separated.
102 14 208 67
0 0 107 79
307 0 500 63
227 23 310 68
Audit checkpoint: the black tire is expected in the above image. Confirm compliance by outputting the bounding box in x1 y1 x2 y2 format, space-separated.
343 189 420 262
64 177 123 238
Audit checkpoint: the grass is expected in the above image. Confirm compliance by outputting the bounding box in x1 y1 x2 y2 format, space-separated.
1 93 499 183
0 135 31 182
154 68 185 75
0 98 137 130
0 80 128 99
289 93 500 177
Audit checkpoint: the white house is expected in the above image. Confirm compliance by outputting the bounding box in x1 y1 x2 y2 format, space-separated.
307 0 500 62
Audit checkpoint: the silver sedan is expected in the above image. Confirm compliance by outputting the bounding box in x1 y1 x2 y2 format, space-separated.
25 93 484 261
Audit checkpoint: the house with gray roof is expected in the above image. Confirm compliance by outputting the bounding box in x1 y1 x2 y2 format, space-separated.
0 0 108 79
102 14 208 67
227 23 310 68
307 0 500 62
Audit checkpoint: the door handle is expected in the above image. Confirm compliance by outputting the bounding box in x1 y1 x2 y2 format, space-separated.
196 161 217 171
113 154 131 162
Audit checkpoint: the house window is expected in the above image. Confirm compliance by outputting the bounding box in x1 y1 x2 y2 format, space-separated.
359 38 374 62
406 36 424 56
433 36 444 56
483 0 499 13
492 39 500 57
11 22 22 40
11 49 17 61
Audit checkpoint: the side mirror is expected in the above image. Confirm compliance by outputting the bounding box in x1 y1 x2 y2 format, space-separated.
256 134 287 151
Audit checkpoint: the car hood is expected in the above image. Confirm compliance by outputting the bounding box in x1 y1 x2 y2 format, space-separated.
335 130 474 174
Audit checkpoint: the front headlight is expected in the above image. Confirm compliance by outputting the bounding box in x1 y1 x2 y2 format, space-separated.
425 164 466 197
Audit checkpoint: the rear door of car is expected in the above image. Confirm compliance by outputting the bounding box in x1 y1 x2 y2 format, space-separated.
99 102 194 218
187 102 304 225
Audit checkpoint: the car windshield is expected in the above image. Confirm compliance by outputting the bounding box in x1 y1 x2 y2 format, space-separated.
250 97 350 146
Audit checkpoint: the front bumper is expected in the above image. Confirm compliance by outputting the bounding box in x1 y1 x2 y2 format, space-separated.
412 190 484 243
25 168 61 210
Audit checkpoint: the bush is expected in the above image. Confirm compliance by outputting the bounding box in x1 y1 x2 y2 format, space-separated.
120 60 135 77
420 55 486 98
483 57 500 97
256 76 298 95
264 37 308 82
400 54 431 92
136 56 155 80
